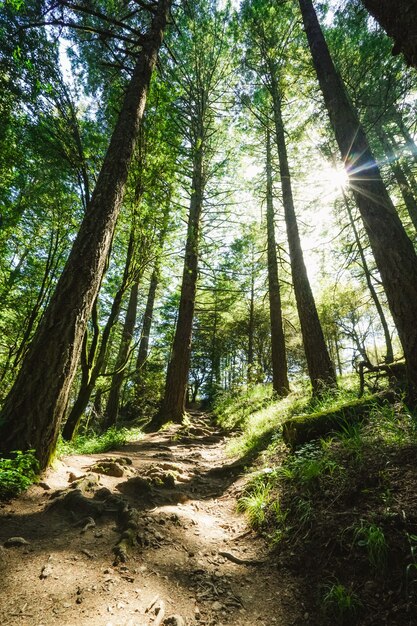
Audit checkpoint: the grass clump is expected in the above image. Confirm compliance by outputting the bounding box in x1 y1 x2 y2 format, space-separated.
351 520 387 569
0 450 39 500
237 481 272 529
58 426 142 456
321 581 362 623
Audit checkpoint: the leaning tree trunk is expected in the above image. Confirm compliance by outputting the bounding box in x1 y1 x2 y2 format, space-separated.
360 0 417 68
104 278 140 428
149 143 204 429
270 74 336 395
0 0 171 469
61 228 137 441
299 0 417 402
265 128 290 396
135 266 159 390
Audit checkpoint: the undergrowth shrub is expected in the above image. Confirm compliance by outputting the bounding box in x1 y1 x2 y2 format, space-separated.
0 450 39 500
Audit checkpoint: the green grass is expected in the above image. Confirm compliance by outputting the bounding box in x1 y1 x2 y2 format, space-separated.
57 426 143 456
351 520 388 569
237 481 272 529
0 450 39 500
321 581 362 623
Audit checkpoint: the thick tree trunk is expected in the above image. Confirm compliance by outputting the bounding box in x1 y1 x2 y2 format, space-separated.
299 0 417 402
150 145 204 428
62 229 137 441
360 0 417 68
265 129 290 396
104 278 140 428
270 75 336 394
0 1 171 468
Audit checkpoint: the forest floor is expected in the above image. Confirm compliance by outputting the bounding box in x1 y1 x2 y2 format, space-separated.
0 412 307 626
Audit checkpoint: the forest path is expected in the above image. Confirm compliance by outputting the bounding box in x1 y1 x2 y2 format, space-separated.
0 412 306 626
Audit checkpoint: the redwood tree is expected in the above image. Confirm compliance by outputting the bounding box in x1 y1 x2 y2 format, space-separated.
0 0 171 468
360 0 417 68
299 0 417 400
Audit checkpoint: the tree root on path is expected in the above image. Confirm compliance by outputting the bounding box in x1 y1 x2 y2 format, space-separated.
218 550 266 566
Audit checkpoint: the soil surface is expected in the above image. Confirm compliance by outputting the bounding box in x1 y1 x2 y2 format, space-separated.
0 412 306 626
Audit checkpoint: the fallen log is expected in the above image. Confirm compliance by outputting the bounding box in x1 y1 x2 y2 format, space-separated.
282 392 396 448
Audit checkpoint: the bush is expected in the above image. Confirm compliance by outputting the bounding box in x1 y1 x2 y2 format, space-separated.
0 450 39 500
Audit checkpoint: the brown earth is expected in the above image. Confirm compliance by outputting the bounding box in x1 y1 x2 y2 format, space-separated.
0 412 306 626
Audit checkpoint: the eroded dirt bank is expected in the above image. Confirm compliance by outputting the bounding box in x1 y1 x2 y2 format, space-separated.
0 413 306 626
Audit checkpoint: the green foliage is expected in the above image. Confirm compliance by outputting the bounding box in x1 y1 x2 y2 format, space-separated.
0 449 39 500
405 532 417 597
321 581 362 623
237 480 272 529
214 383 276 429
57 427 142 456
279 441 344 487
351 520 387 569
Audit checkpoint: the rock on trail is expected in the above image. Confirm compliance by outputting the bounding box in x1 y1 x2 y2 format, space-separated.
0 412 305 625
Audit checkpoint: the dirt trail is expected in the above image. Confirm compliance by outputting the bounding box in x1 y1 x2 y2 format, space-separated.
0 412 305 626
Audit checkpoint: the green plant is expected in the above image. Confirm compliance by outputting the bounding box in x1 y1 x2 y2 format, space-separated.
321 581 362 623
58 426 142 456
283 441 343 487
352 520 387 569
237 482 272 529
293 496 314 526
405 531 417 596
0 450 39 500
337 421 364 462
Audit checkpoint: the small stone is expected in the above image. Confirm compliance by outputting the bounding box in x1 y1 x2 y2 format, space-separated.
40 564 53 579
162 616 186 626
212 601 224 611
304 612 309 620
4 537 29 548
38 482 51 490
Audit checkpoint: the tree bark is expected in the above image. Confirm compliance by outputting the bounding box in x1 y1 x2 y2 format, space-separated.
265 128 290 396
155 144 204 426
299 0 417 402
360 0 417 68
135 266 159 388
0 0 171 468
270 74 336 394
62 228 137 441
104 277 140 428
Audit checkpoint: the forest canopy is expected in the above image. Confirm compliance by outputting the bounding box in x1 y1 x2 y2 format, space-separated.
1 0 417 469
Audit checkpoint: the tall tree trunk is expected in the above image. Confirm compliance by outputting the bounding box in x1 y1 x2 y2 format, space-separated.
342 192 394 364
270 74 336 394
135 266 159 389
104 278 140 428
0 0 171 469
62 230 137 441
247 252 255 384
360 0 417 68
149 144 204 429
378 129 417 232
299 0 417 402
265 128 290 396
